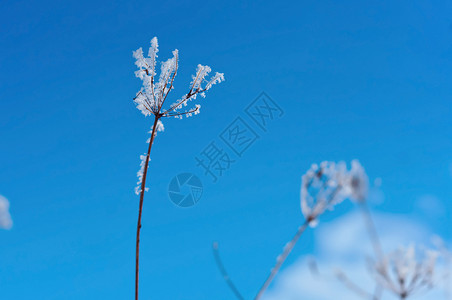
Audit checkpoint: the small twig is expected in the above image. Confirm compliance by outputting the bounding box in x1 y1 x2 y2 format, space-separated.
212 242 245 300
372 284 383 300
164 88 205 115
254 220 310 300
334 269 374 300
163 106 199 118
359 201 383 260
307 256 320 277
159 52 178 111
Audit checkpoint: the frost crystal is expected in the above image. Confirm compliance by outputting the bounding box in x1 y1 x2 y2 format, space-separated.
0 195 12 230
133 37 224 119
156 120 164 132
300 160 369 226
369 245 439 298
135 154 149 195
147 120 165 143
132 37 224 195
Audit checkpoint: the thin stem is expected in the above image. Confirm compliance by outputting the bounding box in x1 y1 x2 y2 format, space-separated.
212 242 245 300
359 201 383 260
159 52 178 111
335 269 374 299
373 285 383 300
164 87 207 115
163 106 199 118
135 115 160 300
255 220 310 300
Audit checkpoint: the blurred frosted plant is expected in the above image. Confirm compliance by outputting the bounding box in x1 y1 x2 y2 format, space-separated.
255 160 368 299
301 161 348 227
132 37 224 300
369 245 439 299
0 195 12 230
301 160 368 227
347 159 369 202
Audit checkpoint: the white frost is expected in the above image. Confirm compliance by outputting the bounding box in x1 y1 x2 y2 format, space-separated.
300 160 369 226
133 37 224 119
135 154 149 195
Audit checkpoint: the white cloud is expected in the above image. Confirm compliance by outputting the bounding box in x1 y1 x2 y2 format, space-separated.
263 211 449 300
0 195 13 230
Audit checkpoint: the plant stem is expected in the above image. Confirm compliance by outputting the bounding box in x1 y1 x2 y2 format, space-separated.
255 221 309 300
335 269 373 299
136 115 159 300
359 201 383 260
212 242 245 300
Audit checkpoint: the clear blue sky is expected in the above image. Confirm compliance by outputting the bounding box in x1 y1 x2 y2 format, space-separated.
1 0 451 299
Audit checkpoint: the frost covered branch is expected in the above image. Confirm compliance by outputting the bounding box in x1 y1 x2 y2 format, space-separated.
133 37 224 119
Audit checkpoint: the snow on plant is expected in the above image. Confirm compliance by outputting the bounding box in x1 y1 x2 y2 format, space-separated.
132 37 224 120
254 160 369 300
132 37 224 300
0 195 12 230
300 160 369 227
369 245 439 299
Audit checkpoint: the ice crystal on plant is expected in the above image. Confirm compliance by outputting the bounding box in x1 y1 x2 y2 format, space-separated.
133 37 224 119
156 120 164 132
300 160 369 226
135 154 149 195
369 245 439 298
132 37 224 195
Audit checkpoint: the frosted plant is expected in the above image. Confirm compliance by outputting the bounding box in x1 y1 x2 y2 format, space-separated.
369 245 439 299
132 37 224 120
301 161 349 227
132 37 224 300
346 159 369 203
0 195 12 230
301 160 368 227
255 160 368 300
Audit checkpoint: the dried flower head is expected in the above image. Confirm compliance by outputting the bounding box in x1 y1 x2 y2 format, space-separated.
369 245 439 299
133 37 224 121
300 160 369 226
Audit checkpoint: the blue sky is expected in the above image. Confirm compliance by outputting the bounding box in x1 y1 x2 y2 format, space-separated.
1 0 451 299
